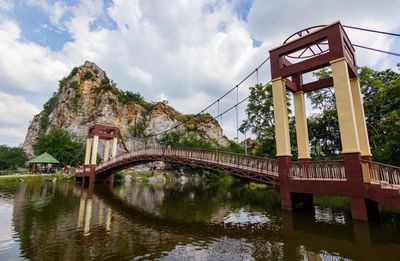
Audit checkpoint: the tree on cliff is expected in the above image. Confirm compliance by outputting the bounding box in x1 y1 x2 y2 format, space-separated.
32 128 85 167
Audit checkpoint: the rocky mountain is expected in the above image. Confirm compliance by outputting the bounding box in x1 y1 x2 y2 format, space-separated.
23 61 228 158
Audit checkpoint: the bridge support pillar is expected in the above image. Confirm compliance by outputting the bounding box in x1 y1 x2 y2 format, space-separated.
350 197 379 221
350 78 372 158
89 165 96 184
111 138 118 158
330 58 360 154
84 138 93 165
291 192 314 210
104 139 110 162
272 77 294 211
293 91 311 160
278 156 293 210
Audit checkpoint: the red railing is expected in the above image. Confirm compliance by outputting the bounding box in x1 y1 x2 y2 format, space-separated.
291 160 346 180
91 147 278 176
361 160 400 188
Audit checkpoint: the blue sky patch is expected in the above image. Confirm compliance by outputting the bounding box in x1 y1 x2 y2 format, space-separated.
11 2 73 51
251 36 262 48
234 0 253 22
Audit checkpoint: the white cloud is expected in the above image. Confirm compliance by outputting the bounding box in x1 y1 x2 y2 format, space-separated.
0 128 27 147
247 0 400 69
0 20 69 93
0 91 40 126
0 0 399 147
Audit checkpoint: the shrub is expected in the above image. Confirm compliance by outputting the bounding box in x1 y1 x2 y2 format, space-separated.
84 71 94 80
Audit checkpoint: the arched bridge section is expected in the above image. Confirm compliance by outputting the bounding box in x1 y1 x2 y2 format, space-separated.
76 147 280 185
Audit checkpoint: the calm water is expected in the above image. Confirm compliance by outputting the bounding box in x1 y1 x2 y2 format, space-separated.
0 181 400 261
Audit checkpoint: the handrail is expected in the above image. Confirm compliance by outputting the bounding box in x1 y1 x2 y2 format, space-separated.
291 160 346 180
361 159 400 188
92 146 279 176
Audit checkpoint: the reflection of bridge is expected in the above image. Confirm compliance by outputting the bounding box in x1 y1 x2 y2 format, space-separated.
79 184 400 261
75 21 400 221
76 146 400 221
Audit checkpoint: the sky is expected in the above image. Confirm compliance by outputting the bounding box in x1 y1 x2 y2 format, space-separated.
0 0 399 147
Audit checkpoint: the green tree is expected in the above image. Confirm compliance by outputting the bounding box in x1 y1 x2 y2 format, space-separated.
239 83 293 158
359 67 400 165
32 128 85 167
0 145 28 170
305 68 342 159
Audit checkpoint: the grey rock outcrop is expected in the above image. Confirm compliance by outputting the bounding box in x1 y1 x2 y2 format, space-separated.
23 61 228 158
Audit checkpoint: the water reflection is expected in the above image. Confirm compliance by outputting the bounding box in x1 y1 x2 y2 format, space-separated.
0 181 399 260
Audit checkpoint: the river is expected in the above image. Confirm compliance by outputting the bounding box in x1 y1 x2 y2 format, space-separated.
0 180 399 260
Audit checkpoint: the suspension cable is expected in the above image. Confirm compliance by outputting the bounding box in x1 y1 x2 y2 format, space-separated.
344 25 400 37
146 56 270 139
353 44 400 57
236 86 239 142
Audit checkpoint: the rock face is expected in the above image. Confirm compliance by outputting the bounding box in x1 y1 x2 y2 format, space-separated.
23 61 228 158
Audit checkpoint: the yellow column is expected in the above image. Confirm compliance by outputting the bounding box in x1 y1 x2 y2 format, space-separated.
84 138 93 165
272 77 291 156
84 199 92 235
77 197 86 228
330 58 360 153
98 201 104 224
111 137 118 158
293 91 311 159
106 207 112 232
103 139 110 162
91 135 99 164
350 78 372 157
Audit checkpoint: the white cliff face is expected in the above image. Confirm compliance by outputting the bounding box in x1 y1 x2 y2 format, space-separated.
22 61 228 158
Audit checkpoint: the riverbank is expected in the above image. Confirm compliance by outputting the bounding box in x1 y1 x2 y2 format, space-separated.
0 173 74 183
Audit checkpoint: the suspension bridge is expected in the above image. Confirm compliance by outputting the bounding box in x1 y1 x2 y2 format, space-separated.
75 21 400 221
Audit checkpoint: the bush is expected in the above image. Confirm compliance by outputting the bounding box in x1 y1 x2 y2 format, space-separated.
118 91 145 104
84 71 94 80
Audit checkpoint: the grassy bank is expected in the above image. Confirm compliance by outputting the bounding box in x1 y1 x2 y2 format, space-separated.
0 173 74 183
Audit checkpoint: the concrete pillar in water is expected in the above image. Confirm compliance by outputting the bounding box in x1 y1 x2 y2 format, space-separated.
271 77 292 211
331 57 378 221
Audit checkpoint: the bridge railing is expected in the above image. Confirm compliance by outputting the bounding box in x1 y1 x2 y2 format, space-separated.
291 160 346 180
361 160 400 188
94 146 278 175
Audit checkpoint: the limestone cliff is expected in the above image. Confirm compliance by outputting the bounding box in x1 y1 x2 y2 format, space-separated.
23 61 228 158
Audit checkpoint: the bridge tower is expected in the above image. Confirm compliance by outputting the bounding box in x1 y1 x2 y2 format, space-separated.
83 123 119 184
269 21 374 220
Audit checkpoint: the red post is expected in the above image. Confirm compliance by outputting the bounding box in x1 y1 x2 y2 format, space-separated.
278 156 292 210
344 152 379 221
89 165 96 184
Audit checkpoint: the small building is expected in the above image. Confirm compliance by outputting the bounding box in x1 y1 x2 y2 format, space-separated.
29 152 60 174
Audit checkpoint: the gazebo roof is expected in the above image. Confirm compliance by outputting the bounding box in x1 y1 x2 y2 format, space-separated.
29 152 60 164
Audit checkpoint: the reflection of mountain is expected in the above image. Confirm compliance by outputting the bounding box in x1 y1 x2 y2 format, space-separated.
9 182 400 260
